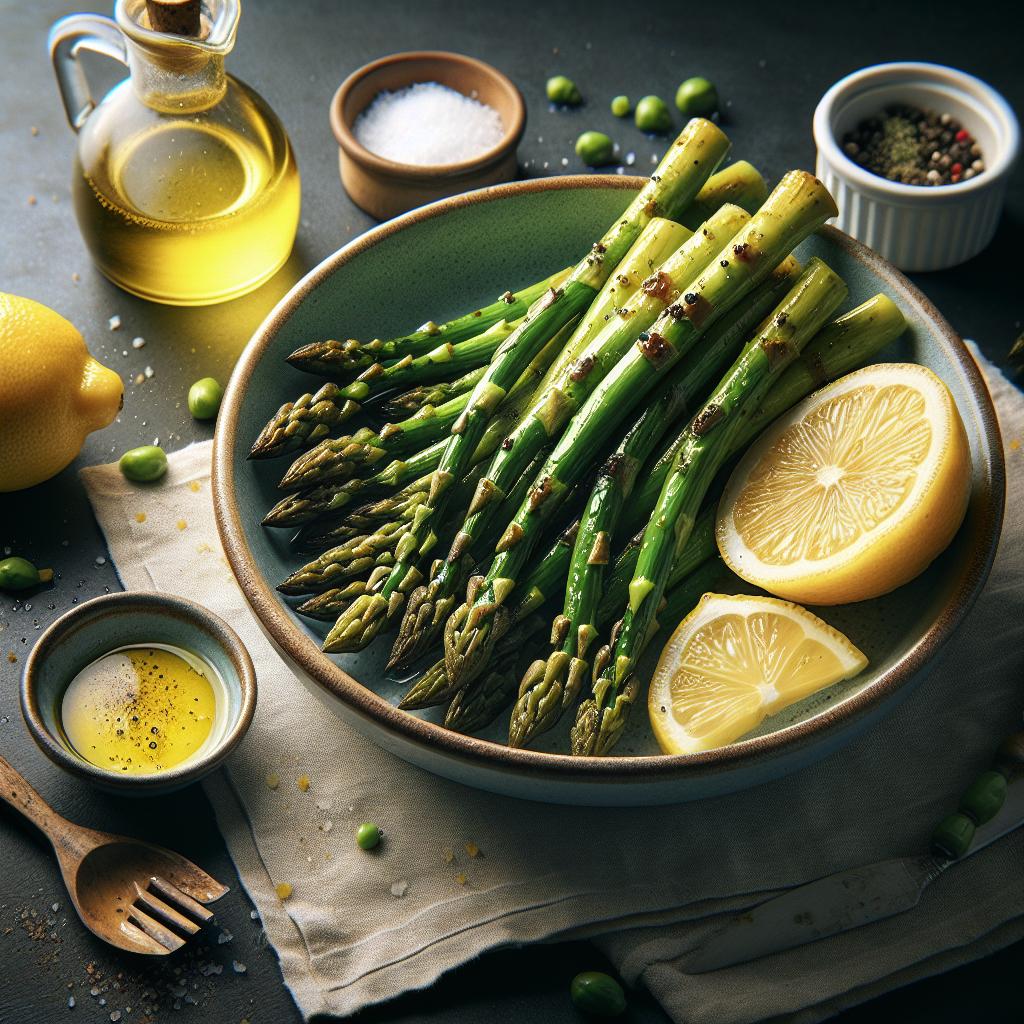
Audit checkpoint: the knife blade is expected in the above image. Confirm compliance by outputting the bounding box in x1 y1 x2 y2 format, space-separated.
684 769 1024 974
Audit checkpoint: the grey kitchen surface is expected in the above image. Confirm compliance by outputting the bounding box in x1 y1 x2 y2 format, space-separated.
1 0 1022 1021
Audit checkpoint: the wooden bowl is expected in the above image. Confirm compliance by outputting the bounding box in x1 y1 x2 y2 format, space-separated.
330 51 526 220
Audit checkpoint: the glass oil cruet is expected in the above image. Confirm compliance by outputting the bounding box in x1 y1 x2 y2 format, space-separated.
49 0 300 306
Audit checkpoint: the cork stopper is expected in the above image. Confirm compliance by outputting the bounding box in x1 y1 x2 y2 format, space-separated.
145 0 201 36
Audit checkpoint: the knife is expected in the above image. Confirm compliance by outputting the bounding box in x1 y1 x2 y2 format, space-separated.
684 730 1024 974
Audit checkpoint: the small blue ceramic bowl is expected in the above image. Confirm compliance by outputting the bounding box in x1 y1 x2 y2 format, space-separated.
22 592 256 795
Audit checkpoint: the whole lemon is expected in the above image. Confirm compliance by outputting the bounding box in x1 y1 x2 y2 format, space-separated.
0 293 123 491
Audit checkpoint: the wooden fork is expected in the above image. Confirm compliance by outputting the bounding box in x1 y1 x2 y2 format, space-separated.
0 754 228 955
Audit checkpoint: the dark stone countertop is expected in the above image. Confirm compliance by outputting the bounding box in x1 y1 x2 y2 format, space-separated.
1 1 1022 1021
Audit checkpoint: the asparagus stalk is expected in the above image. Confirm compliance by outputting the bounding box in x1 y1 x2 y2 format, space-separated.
279 520 409 595
444 171 839 691
263 437 442 528
285 267 571 378
398 519 581 709
387 205 749 671
292 477 435 552
532 217 692 394
679 160 767 229
322 445 552 654
507 258 800 747
323 120 732 653
251 315 524 461
383 365 487 417
443 614 549 733
529 164 766 394
571 257 849 757
263 321 571 528
249 383 360 462
278 378 481 492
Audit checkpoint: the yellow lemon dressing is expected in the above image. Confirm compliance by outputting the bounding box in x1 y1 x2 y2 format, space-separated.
61 645 224 775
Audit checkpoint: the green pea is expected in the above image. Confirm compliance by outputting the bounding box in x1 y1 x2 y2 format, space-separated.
355 821 381 850
675 76 719 118
931 812 975 860
546 75 582 106
188 377 224 421
634 95 672 134
119 445 168 483
570 971 626 1017
959 770 1007 825
610 95 630 118
575 131 615 168
0 556 52 592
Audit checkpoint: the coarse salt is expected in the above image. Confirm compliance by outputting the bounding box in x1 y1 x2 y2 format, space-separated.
353 82 504 167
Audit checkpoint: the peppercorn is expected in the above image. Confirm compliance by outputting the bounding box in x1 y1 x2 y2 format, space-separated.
840 102 984 187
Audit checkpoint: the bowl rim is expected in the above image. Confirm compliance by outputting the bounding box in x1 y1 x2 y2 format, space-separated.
813 60 1021 201
330 50 526 181
21 591 258 790
213 173 1005 786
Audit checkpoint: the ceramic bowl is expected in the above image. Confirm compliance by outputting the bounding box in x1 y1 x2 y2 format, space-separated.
22 592 257 795
213 175 1004 806
330 50 525 220
814 62 1020 272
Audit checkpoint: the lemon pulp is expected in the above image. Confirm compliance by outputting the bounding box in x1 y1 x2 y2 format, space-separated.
732 382 931 564
716 363 971 605
61 645 221 775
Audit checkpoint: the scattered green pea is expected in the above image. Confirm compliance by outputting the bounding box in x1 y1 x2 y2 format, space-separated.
610 95 630 118
0 556 52 592
570 971 627 1017
119 445 168 483
575 131 615 168
188 377 224 421
959 770 1007 825
355 821 381 850
634 94 673 134
931 811 975 860
546 75 582 106
675 76 719 118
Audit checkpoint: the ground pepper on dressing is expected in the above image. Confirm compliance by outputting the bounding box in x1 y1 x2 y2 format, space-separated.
60 645 217 774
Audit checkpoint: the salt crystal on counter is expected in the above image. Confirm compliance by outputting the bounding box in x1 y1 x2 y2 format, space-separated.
354 82 504 167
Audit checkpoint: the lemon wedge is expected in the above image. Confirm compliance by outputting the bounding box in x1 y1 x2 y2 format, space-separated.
716 363 971 605
648 593 867 755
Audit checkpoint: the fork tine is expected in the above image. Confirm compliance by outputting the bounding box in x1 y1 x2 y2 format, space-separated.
150 875 216 923
133 883 201 935
127 905 186 952
119 919 175 956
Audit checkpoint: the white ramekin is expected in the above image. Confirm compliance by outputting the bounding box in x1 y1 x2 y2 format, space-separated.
814 62 1019 272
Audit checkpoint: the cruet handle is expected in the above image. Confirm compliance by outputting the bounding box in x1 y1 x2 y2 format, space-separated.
48 14 129 132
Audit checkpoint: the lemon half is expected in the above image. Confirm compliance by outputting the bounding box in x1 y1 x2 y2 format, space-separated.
648 593 867 755
716 363 971 605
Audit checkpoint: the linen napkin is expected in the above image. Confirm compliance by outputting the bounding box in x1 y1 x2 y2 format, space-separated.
80 345 1024 1023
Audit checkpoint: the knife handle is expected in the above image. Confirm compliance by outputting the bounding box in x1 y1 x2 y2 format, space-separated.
931 729 1023 861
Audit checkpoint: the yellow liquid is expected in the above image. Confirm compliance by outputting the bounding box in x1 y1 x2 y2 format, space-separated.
73 81 300 305
61 645 221 775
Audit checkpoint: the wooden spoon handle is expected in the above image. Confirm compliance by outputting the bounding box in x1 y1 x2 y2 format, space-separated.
0 754 73 844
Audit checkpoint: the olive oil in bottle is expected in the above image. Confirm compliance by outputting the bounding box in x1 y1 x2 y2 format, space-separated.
52 0 300 305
